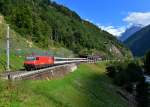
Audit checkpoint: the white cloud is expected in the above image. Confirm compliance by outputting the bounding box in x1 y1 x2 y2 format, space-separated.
124 12 150 26
98 12 150 36
98 24 126 37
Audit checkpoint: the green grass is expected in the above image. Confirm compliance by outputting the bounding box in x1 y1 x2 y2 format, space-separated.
0 53 24 72
0 63 128 107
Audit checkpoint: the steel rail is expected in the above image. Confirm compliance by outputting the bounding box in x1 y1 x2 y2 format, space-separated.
10 59 89 80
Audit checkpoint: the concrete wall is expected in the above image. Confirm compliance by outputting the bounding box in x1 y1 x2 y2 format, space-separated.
20 64 77 80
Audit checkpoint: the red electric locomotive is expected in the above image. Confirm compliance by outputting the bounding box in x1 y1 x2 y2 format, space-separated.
24 56 54 71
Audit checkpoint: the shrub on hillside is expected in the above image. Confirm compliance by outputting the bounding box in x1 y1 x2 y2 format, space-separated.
106 61 143 92
106 65 116 78
136 77 149 107
144 50 150 75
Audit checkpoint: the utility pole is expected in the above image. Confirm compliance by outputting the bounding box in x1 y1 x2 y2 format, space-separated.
6 24 10 71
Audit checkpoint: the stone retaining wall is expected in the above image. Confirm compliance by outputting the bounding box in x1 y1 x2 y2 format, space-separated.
21 64 77 80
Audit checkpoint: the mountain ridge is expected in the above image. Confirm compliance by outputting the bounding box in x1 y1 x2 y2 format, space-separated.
119 25 143 41
124 24 150 56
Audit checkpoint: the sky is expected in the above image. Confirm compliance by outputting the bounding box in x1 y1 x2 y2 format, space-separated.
55 0 150 36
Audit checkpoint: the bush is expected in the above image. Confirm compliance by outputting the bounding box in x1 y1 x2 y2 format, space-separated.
106 61 143 92
136 77 149 107
144 50 150 75
106 65 116 78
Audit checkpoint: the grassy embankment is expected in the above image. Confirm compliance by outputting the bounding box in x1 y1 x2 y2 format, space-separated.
0 63 128 107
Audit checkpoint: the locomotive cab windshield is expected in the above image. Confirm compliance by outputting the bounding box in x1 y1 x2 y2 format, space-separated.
26 56 36 61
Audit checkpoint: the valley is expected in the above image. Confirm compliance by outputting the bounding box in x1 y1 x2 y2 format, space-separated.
0 0 149 107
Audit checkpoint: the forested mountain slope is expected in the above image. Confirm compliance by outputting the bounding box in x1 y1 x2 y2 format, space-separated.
0 15 74 71
0 0 131 58
124 25 150 56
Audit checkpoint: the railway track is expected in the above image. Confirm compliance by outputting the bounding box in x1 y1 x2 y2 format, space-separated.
0 59 92 80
